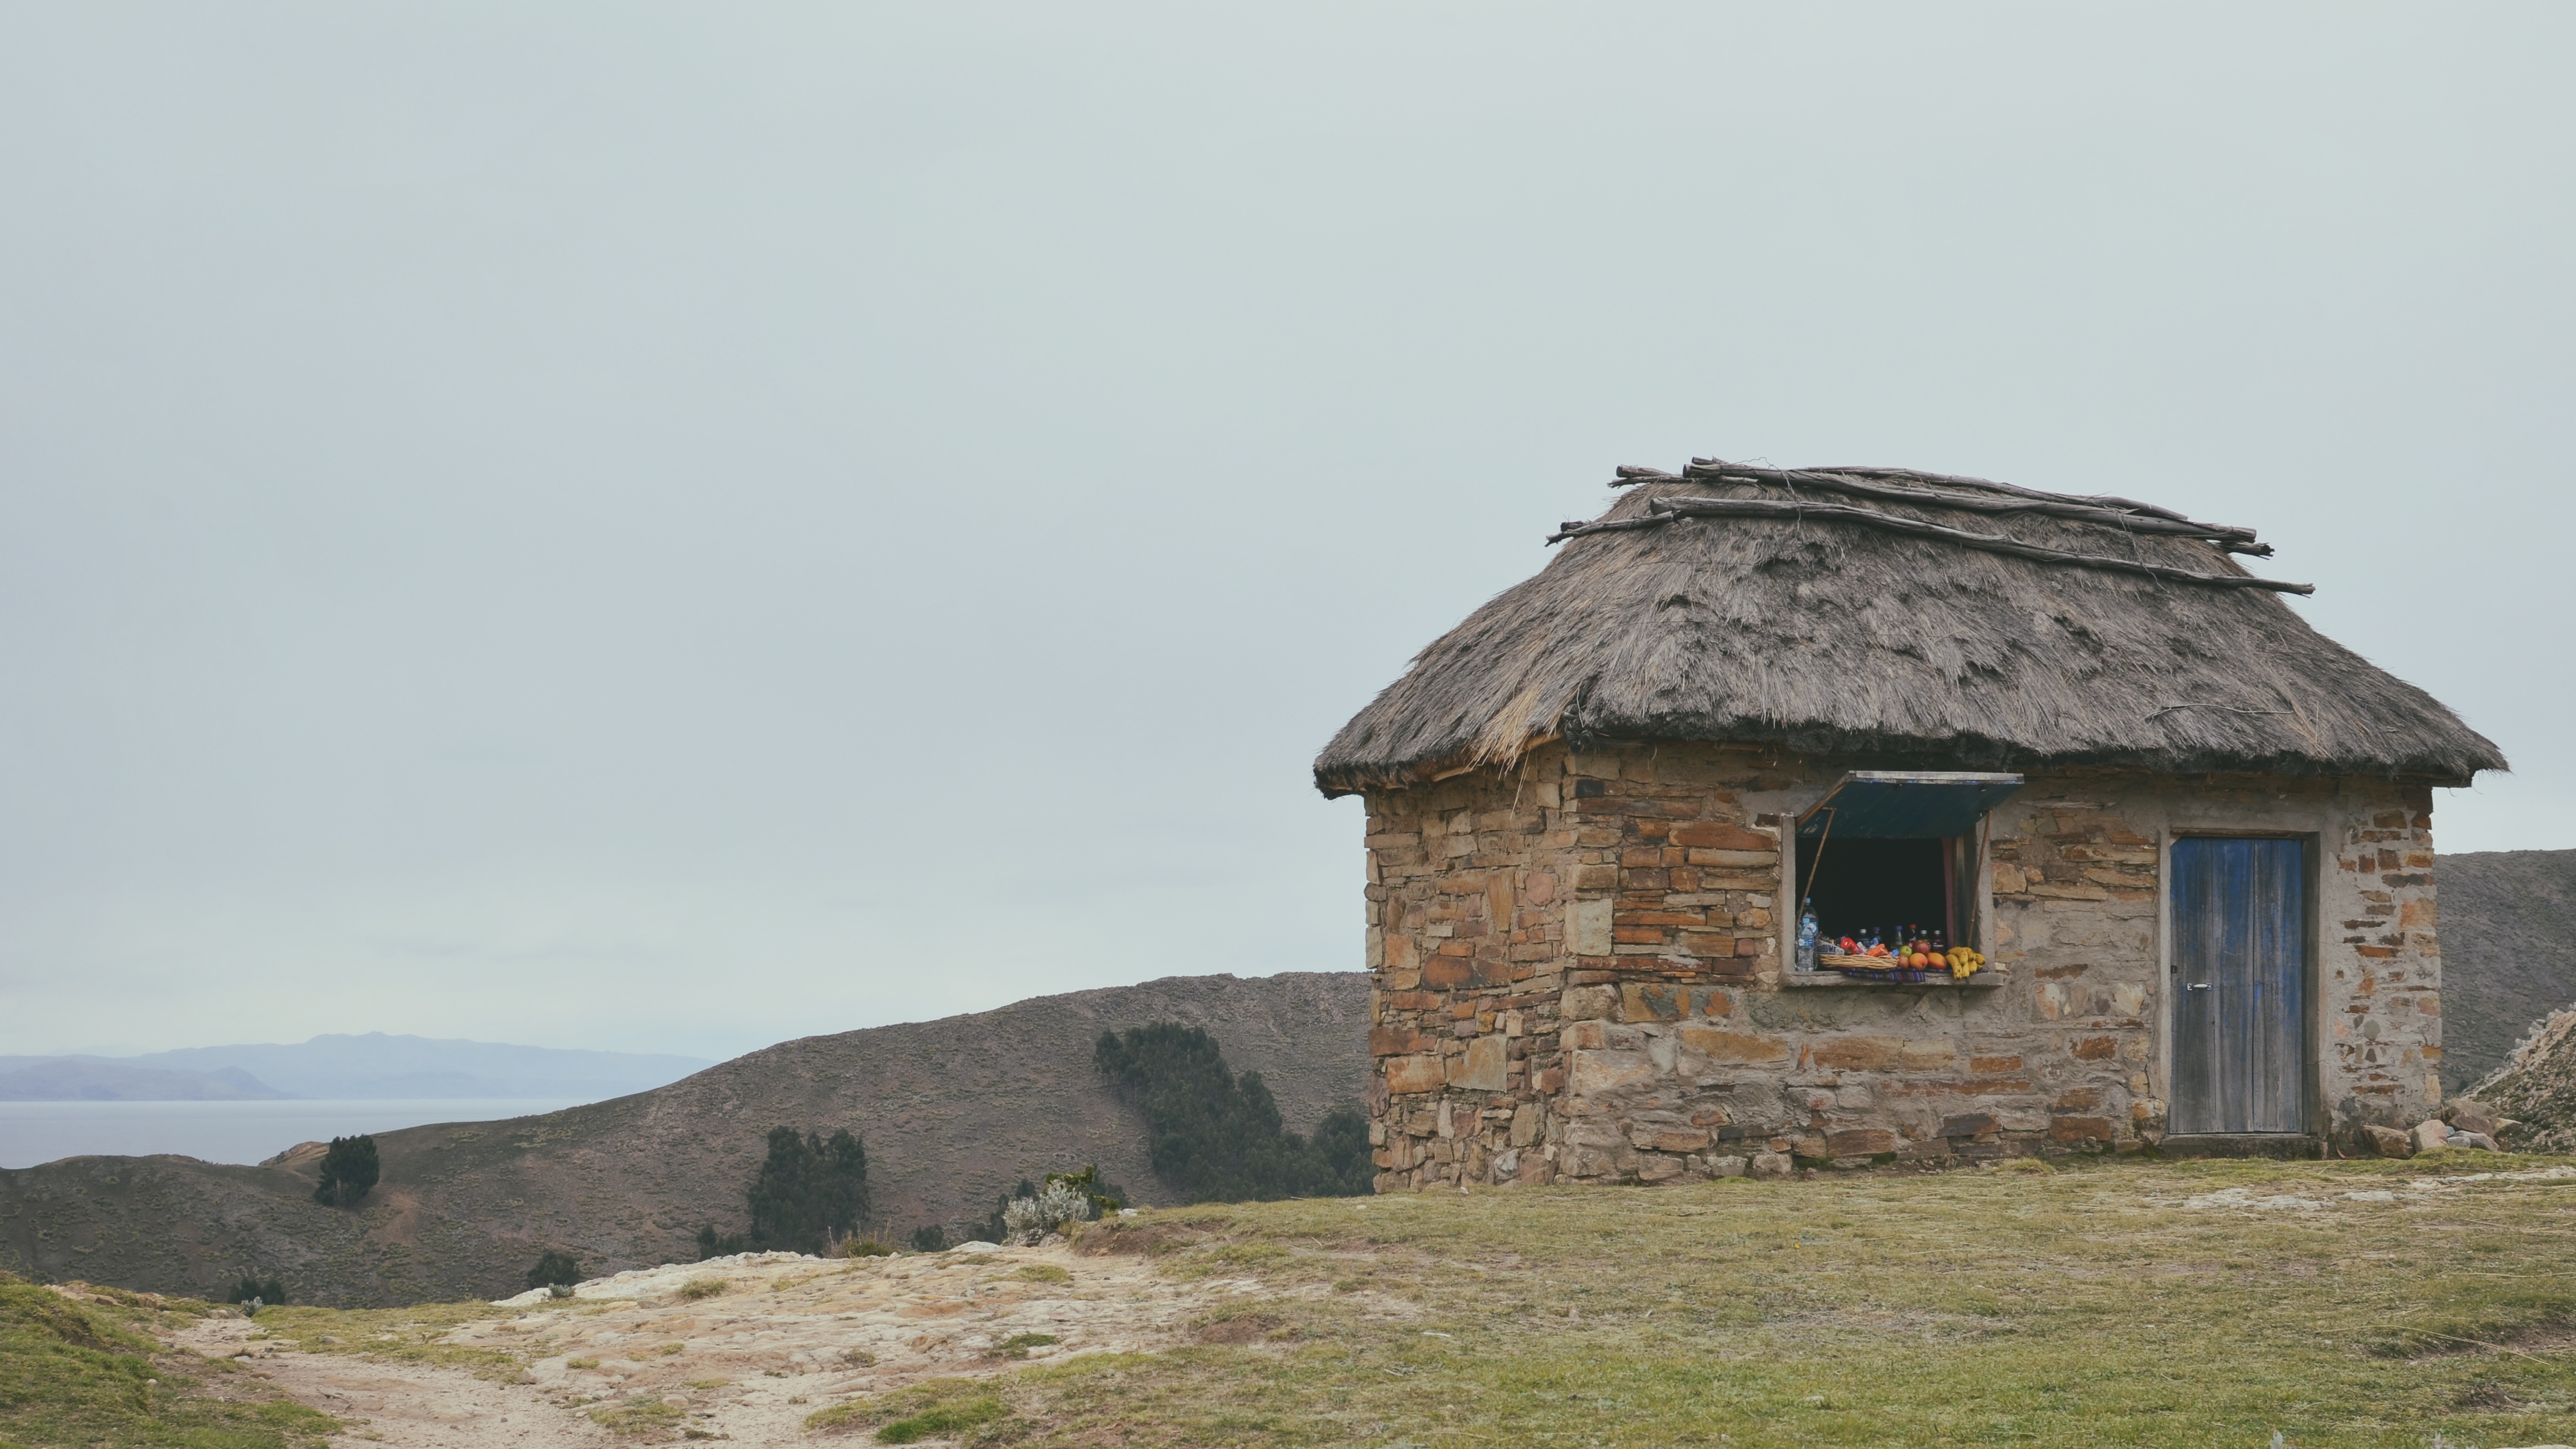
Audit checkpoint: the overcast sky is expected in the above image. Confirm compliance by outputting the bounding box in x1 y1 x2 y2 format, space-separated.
3 5 2568 1061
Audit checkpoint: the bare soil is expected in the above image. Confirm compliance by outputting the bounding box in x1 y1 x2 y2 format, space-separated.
165 1241 1238 1446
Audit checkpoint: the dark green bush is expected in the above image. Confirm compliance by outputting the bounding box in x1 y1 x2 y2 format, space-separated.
525 1249 583 1291
1094 1024 1372 1203
696 1125 872 1257
225 1275 285 1306
311 1135 379 1208
748 1126 870 1255
1045 1163 1126 1216
906 1224 949 1252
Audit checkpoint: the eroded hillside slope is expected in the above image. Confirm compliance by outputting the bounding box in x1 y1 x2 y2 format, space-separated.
0 972 1367 1308
2436 848 2576 1093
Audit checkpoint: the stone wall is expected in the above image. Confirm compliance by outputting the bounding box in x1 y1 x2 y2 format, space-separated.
2322 789 2444 1124
1362 742 2444 1191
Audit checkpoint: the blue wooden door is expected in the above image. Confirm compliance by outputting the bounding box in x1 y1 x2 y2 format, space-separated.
2170 837 2309 1134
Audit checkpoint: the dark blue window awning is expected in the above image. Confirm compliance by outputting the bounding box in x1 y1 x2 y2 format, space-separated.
1795 772 2024 841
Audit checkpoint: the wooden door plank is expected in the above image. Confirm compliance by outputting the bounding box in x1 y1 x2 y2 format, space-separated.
2247 839 2308 1132
2169 836 2309 1137
2170 839 2222 1134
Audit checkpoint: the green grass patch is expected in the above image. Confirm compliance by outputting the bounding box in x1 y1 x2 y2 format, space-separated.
676 1277 728 1300
876 1395 1007 1443
1010 1263 1072 1284
587 1395 683 1434
805 1378 1013 1441
959 1157 2576 1446
995 1332 1059 1358
0 1271 337 1448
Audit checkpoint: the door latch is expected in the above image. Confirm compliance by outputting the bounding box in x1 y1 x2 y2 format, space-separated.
2185 982 2212 991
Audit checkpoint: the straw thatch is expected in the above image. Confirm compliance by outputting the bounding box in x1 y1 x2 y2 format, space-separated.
1314 460 2504 797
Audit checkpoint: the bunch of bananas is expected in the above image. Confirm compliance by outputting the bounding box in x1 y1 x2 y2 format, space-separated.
1945 945 1987 980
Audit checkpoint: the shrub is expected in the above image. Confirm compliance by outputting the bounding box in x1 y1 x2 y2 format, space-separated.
676 1278 728 1301
1094 1024 1373 1202
311 1134 380 1208
970 1180 1038 1246
1000 1180 1093 1244
224 1275 285 1307
844 1237 894 1258
525 1250 583 1291
695 1224 750 1260
1045 1164 1125 1216
906 1224 949 1253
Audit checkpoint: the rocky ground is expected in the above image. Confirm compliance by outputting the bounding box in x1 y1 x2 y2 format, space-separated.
160 1241 1246 1446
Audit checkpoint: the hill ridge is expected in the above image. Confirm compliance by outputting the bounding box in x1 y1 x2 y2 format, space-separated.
0 970 1369 1306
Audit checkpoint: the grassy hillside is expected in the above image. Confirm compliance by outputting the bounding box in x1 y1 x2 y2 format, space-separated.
2437 848 2576 1094
0 971 1367 1308
0 1272 333 1448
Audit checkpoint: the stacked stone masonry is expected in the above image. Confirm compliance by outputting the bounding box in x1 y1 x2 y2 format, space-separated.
1363 741 2443 1189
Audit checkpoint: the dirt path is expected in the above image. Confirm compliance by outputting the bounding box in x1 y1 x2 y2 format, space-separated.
180 1315 588 1447
167 1242 1234 1446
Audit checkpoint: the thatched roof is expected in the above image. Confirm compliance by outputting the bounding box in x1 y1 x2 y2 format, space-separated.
1314 459 2505 797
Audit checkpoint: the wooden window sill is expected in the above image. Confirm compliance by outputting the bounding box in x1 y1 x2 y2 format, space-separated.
1781 970 2008 990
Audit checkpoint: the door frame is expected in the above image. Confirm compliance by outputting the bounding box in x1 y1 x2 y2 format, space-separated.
2157 829 2323 1138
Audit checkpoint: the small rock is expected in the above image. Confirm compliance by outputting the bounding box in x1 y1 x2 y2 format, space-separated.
2455 1130 2500 1151
2412 1120 2452 1154
2446 1100 2502 1138
2363 1124 2414 1159
1749 1151 1792 1179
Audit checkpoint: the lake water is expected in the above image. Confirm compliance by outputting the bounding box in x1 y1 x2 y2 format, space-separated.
0 1098 592 1169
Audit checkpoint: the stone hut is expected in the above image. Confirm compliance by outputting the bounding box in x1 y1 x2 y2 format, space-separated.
1314 459 2505 1184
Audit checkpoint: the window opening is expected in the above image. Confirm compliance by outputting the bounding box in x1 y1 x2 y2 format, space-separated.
1797 834 1954 945
1792 771 2022 956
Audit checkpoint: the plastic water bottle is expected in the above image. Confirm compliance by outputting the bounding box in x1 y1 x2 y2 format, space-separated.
1797 910 1820 971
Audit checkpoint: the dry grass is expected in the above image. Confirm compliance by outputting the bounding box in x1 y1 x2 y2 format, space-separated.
847 1153 2576 1447
248 1300 519 1379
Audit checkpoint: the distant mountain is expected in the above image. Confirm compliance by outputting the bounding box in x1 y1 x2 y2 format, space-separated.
0 1060 285 1102
0 971 1369 1308
0 1034 716 1102
2436 848 2576 1095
